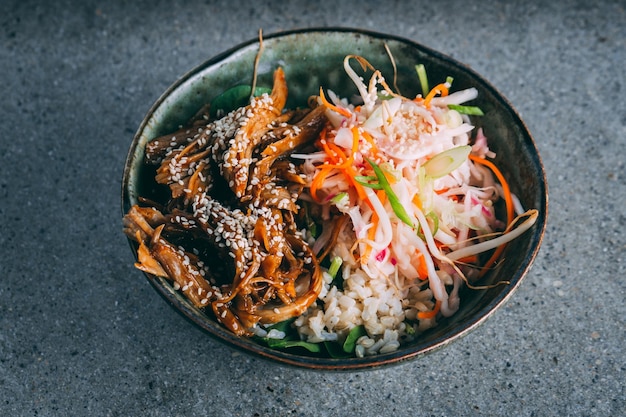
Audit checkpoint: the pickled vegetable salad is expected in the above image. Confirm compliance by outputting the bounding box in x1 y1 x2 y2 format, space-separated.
288 56 537 355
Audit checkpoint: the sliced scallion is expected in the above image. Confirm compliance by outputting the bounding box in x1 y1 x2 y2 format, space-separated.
447 104 484 116
354 175 383 189
367 158 416 228
417 211 440 240
422 145 471 179
330 192 348 204
415 64 429 96
327 256 343 279
265 338 322 353
342 325 367 354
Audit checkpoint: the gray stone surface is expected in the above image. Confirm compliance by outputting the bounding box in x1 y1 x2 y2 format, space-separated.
1 0 624 416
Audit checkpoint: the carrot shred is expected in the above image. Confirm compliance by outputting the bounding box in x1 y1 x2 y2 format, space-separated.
376 189 387 206
382 169 397 185
350 126 360 156
416 251 429 280
468 154 515 276
423 83 449 108
417 300 441 319
320 140 342 164
456 255 478 264
412 194 423 211
361 130 379 155
310 125 374 208
347 169 369 203
319 87 352 118
310 165 335 202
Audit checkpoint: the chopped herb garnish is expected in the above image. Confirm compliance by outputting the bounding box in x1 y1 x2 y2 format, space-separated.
367 158 416 228
342 325 367 354
447 104 484 116
328 256 343 279
422 145 471 179
415 64 429 96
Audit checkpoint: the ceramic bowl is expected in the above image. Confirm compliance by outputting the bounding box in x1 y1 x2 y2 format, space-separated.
122 28 548 370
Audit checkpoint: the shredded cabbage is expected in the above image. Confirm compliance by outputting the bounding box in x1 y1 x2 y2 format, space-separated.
292 55 537 353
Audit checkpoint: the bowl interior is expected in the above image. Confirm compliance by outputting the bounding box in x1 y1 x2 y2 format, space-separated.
122 28 547 370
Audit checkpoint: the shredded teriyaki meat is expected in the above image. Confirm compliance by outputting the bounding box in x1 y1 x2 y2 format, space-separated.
123 68 328 336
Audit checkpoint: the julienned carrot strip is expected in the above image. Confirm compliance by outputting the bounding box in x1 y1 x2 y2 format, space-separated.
310 165 335 202
456 255 478 264
382 170 397 185
423 83 449 108
468 154 515 276
311 125 374 208
412 194 423 211
417 300 441 319
345 167 369 204
319 87 352 118
416 251 429 280
350 126 360 155
326 142 354 166
469 154 514 224
376 189 387 206
320 140 342 164
361 131 379 155
324 127 358 168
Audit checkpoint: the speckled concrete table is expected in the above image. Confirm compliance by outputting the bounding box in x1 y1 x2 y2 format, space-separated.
1 0 624 416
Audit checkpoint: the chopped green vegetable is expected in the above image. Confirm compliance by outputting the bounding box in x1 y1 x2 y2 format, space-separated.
377 92 395 101
265 338 322 353
415 64 429 96
266 318 295 333
324 325 368 358
445 76 454 86
210 85 272 117
367 158 416 228
330 192 349 211
447 104 484 116
355 175 383 189
422 145 471 179
254 318 322 353
417 211 440 240
327 256 343 279
427 211 439 235
330 192 348 203
342 325 367 353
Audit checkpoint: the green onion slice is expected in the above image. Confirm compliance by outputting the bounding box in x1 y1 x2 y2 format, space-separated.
415 64 429 96
342 325 367 354
327 256 343 279
447 104 484 116
422 145 471 179
354 175 383 189
417 211 440 240
331 192 348 202
367 158 416 228
265 338 322 353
